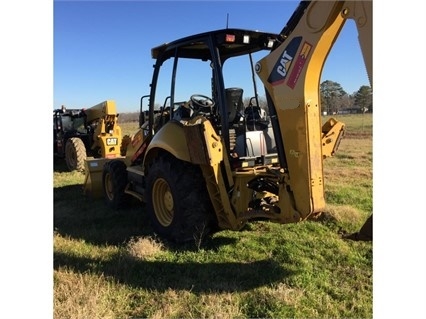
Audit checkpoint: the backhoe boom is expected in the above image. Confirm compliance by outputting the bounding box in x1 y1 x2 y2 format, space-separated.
255 0 372 221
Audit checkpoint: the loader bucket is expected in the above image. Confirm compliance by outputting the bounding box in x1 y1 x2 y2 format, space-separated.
83 157 120 198
343 214 373 241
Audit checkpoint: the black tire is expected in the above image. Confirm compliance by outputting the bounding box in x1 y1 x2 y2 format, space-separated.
102 160 129 209
146 154 217 243
65 137 86 172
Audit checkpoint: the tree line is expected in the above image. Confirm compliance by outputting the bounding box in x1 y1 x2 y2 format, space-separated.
250 81 372 116
320 80 372 115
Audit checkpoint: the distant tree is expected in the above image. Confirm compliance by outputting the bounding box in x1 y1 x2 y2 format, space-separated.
354 85 372 113
339 93 354 111
320 80 346 114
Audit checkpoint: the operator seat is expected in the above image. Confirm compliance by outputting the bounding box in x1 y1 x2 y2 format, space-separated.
225 87 243 123
245 105 262 122
245 105 269 131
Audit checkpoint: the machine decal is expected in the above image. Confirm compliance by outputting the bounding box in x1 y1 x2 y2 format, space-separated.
267 36 302 85
289 149 300 158
106 138 118 146
131 142 148 162
131 130 143 147
287 41 312 89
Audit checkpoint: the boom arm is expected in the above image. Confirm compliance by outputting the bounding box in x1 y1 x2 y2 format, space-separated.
255 0 372 221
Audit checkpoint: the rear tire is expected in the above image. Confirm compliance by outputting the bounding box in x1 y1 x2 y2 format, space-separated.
102 160 129 209
146 154 217 243
65 137 86 172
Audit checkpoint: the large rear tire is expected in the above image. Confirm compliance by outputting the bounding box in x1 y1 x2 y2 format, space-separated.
102 160 129 209
146 154 217 243
65 137 86 172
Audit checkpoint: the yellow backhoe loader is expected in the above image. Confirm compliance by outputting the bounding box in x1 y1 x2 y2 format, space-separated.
54 100 122 171
83 0 372 242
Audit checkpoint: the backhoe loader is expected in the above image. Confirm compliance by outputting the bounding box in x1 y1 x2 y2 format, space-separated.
54 101 122 171
84 0 372 243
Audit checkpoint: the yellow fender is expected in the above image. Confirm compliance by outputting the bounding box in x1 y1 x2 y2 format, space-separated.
144 120 191 166
144 118 225 167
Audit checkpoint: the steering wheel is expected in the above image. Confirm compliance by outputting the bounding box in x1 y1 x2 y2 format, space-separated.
190 94 215 110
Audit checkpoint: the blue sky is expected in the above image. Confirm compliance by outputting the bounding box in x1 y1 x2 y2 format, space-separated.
54 0 370 112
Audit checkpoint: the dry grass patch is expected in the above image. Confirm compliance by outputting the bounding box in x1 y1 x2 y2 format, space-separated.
54 269 131 319
194 293 244 319
148 290 244 319
260 283 304 306
126 236 164 260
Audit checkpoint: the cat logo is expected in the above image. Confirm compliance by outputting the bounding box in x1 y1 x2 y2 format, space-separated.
267 36 302 86
106 138 118 146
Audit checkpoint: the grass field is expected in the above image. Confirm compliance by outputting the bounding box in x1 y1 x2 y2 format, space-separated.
53 113 373 319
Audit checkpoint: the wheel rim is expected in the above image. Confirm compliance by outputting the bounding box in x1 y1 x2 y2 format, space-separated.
69 151 76 166
104 173 114 201
67 146 77 168
152 178 174 227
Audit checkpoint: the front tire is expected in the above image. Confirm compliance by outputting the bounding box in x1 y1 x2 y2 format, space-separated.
65 137 86 172
102 160 129 209
146 154 216 243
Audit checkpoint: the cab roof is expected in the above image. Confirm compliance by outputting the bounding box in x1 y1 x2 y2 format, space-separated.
151 28 281 61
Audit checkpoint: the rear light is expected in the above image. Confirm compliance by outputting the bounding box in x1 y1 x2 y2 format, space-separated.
225 34 235 43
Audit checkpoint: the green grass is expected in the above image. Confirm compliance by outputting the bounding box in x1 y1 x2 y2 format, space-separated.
54 113 373 319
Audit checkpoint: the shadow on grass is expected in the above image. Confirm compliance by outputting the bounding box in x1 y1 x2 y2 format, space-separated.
54 184 239 250
54 184 151 245
54 184 296 292
53 157 70 173
54 251 294 293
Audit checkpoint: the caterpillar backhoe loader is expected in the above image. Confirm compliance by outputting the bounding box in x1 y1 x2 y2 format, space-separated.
84 0 372 242
54 101 122 171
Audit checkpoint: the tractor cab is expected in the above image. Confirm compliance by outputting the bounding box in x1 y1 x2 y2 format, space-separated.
141 28 281 164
